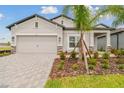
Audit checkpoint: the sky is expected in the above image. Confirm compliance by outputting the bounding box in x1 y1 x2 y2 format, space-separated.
0 5 114 43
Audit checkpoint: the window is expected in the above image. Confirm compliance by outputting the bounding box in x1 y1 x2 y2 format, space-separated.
35 22 38 28
61 20 63 24
69 36 80 48
12 36 14 42
69 36 75 48
58 37 61 43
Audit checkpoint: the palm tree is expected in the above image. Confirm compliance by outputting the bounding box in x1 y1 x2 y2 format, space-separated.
63 5 94 74
63 5 124 74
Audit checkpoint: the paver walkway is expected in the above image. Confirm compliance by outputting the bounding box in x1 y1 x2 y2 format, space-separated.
0 53 55 88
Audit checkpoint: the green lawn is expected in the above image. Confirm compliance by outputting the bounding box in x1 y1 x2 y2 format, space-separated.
0 46 12 51
45 74 124 88
0 46 12 56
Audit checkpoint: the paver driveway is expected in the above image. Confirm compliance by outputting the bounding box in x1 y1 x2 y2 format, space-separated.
0 53 55 88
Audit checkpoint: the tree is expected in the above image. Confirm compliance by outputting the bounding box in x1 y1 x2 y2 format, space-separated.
63 5 94 74
63 5 124 74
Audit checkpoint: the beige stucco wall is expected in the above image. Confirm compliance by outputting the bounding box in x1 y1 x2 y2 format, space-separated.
63 30 90 52
52 16 75 27
11 16 63 47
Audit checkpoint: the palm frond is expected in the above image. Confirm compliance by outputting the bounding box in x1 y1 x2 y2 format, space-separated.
112 13 124 27
62 5 72 15
93 5 124 27
73 5 93 31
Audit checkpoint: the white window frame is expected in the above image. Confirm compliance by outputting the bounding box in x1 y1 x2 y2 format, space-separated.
12 36 15 42
35 22 38 28
67 34 80 50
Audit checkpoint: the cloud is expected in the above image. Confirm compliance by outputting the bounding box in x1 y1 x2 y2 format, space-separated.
86 6 100 11
0 13 4 20
40 6 58 14
106 14 112 19
87 5 93 10
99 14 112 20
86 5 94 12
87 6 112 20
100 15 103 18
95 7 99 11
86 6 100 16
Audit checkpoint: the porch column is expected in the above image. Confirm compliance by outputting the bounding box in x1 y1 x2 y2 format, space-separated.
94 36 98 51
89 32 94 51
106 31 111 51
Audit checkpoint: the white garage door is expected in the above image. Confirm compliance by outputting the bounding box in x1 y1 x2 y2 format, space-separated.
16 35 57 53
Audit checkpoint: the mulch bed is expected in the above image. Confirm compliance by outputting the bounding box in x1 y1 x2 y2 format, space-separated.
49 57 124 79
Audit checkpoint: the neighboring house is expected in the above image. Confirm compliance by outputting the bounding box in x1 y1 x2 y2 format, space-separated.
0 43 9 47
97 29 124 50
6 14 114 54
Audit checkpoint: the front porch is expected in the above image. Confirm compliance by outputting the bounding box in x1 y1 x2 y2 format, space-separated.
89 30 111 51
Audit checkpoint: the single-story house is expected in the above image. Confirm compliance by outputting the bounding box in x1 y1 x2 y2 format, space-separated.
97 29 124 50
6 14 115 54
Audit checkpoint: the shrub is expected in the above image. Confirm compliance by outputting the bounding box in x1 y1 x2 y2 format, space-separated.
93 52 99 59
102 52 110 59
99 47 104 51
65 51 68 54
89 50 93 54
72 63 79 70
71 51 77 59
0 52 11 57
102 59 109 69
121 50 124 55
60 60 64 65
82 55 84 61
116 58 124 64
57 60 65 70
118 49 124 56
57 64 64 70
114 49 124 57
102 64 109 69
88 64 95 70
4 52 10 56
0 53 3 57
88 58 97 66
117 50 122 57
111 48 117 54
59 51 66 60
102 59 109 64
118 64 124 69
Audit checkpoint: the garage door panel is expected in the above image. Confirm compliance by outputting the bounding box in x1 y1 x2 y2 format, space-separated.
16 35 57 53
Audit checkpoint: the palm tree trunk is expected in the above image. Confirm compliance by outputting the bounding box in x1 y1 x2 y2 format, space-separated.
83 39 91 58
79 40 83 61
67 31 89 74
81 32 89 74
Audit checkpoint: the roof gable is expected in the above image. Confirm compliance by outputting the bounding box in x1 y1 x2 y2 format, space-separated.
94 24 110 28
6 14 64 29
51 14 74 21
